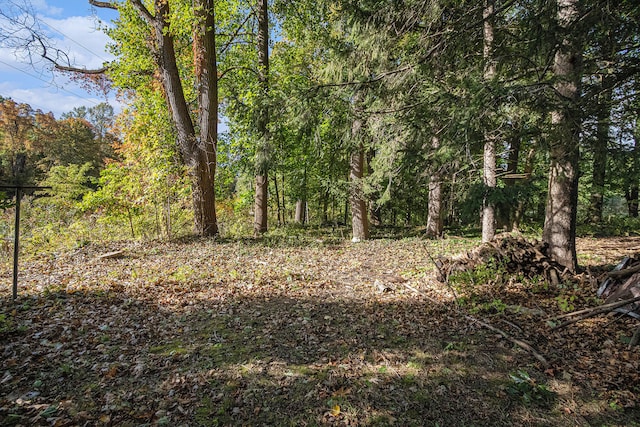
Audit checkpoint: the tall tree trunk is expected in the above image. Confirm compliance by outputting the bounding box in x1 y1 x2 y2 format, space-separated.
349 108 369 241
350 144 369 241
254 0 270 234
273 174 281 225
588 76 613 223
512 147 536 230
295 166 308 224
542 0 582 271
281 172 286 225
193 0 218 236
426 177 443 238
426 137 443 238
139 0 218 236
322 189 329 224
498 136 520 230
295 200 307 223
349 93 369 241
481 0 497 243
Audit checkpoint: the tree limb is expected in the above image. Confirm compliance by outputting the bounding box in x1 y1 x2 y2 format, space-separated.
218 66 258 81
88 0 119 10
33 34 108 74
129 0 155 24
218 12 253 56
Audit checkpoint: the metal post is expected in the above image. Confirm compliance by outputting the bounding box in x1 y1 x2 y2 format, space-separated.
12 187 21 300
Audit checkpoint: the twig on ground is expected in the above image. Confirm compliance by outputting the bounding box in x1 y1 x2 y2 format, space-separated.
403 283 549 367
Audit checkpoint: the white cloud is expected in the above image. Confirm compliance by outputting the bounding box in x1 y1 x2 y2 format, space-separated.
0 82 121 119
30 0 64 16
40 15 114 70
0 2 120 117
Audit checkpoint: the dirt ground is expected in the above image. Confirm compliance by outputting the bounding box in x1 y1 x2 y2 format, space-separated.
1 235 639 426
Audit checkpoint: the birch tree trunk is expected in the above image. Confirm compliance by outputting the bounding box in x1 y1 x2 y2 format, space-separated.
481 0 497 243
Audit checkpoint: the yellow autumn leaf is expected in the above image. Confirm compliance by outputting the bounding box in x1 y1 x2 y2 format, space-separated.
330 404 341 416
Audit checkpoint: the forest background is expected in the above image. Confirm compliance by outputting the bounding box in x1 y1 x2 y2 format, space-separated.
1 1 640 425
0 0 638 265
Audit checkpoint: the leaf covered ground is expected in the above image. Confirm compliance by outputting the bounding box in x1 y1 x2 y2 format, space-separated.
1 234 639 426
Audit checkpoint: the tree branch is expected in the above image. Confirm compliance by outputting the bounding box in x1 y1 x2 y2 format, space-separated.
88 0 119 10
549 295 640 330
129 0 154 24
33 34 108 74
218 12 253 56
217 66 258 81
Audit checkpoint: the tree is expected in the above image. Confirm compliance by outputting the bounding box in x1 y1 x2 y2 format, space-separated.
254 0 270 234
481 0 497 243
98 0 220 236
349 94 369 241
425 137 444 238
542 0 582 271
0 99 36 185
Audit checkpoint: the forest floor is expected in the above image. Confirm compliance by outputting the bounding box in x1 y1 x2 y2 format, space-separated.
1 231 639 426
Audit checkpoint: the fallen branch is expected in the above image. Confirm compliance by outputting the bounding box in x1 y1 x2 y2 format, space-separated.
607 263 640 279
403 283 549 366
464 314 549 366
549 295 640 330
96 250 125 260
549 295 640 321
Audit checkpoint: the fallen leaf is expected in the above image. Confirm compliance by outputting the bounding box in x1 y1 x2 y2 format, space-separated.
330 404 341 417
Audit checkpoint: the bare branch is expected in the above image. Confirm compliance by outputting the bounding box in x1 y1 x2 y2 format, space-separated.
218 66 258 81
218 12 253 56
32 34 108 74
88 0 119 10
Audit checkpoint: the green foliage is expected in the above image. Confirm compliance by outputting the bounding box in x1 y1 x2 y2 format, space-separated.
38 163 96 209
506 370 556 407
448 257 509 289
556 294 577 313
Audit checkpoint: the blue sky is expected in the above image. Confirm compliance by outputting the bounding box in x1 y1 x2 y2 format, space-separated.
0 0 119 118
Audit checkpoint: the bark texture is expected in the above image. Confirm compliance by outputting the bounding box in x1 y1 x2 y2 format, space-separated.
426 137 443 238
349 110 369 242
295 200 307 224
426 177 443 238
481 0 497 243
254 0 270 234
542 0 582 271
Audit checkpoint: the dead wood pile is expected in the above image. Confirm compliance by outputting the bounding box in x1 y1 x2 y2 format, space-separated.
551 257 640 345
597 256 640 319
435 235 570 285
